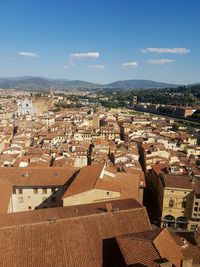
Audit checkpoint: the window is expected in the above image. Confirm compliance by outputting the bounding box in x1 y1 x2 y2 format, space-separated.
169 198 174 207
33 188 38 194
106 192 109 195
194 207 198 212
193 213 197 217
13 188 16 194
28 206 32 210
42 188 47 194
195 202 199 206
18 188 23 194
171 190 174 193
18 197 23 203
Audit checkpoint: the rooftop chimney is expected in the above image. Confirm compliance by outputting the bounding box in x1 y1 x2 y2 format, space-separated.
105 203 113 213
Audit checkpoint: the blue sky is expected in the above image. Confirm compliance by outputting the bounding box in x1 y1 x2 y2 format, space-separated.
0 0 199 84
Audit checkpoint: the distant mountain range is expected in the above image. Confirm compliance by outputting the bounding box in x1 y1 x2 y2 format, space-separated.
106 79 178 89
0 76 182 90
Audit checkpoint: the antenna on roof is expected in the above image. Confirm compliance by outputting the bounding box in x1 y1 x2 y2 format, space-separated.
47 217 57 223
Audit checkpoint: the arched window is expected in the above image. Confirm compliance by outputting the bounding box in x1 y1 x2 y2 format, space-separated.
162 215 175 228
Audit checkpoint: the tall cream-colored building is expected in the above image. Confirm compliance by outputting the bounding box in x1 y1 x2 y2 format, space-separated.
150 166 199 231
161 174 193 230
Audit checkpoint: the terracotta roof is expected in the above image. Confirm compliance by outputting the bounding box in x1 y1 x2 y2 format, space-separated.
171 231 200 265
93 139 109 146
152 163 168 176
0 167 76 187
162 174 193 190
103 172 141 201
0 198 142 227
116 228 183 267
0 199 151 267
95 179 121 193
0 177 13 214
116 235 161 266
62 163 105 199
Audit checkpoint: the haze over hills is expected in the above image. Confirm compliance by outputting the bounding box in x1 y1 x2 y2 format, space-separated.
0 77 100 90
106 79 178 89
0 76 182 90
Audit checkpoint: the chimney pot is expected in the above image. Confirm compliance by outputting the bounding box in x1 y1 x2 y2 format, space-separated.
105 203 113 213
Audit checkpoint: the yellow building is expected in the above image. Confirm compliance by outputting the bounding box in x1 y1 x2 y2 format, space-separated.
161 174 194 230
62 164 120 206
62 163 143 206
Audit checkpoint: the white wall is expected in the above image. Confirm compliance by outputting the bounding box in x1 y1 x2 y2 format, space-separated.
10 187 61 212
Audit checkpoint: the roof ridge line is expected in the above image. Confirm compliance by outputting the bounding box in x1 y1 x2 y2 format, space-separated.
93 163 106 189
0 207 145 230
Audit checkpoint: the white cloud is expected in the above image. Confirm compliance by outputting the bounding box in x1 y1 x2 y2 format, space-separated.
142 47 190 54
89 65 105 69
70 52 100 59
18 52 39 58
148 59 176 64
63 66 68 69
122 61 138 67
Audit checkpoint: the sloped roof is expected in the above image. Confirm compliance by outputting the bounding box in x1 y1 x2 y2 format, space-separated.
162 174 193 190
62 163 105 198
116 228 183 267
0 167 76 187
62 163 142 201
0 199 151 267
117 237 161 266
171 231 200 265
103 172 140 201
